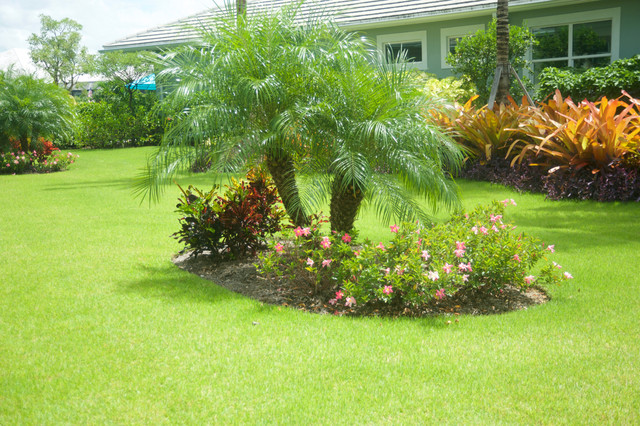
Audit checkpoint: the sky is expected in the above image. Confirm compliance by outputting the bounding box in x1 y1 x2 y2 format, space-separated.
0 0 225 54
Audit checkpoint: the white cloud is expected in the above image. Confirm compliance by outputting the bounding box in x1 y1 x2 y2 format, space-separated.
0 0 224 53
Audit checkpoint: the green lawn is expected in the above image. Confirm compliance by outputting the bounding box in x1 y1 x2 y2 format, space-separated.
1 147 638 423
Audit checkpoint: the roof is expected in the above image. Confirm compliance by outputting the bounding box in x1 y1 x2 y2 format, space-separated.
101 0 564 52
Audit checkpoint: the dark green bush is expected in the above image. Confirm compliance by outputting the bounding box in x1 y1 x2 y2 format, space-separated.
537 55 640 102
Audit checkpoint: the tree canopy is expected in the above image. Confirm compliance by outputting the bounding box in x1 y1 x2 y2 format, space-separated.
28 14 90 91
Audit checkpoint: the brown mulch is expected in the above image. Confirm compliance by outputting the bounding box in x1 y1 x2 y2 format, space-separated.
172 252 550 317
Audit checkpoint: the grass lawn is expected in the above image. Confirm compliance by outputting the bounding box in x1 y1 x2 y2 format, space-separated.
1 147 638 423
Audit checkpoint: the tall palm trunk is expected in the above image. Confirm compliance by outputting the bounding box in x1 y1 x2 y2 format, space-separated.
329 176 364 233
265 151 309 227
495 0 510 105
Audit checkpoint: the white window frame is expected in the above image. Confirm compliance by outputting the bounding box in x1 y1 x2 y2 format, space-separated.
440 24 484 69
377 31 428 70
526 7 621 75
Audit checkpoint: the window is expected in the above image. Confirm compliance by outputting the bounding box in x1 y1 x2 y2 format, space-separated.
377 31 427 70
440 24 484 69
527 8 620 81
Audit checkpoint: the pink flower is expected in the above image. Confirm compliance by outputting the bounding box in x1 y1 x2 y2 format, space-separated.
464 213 469 219
383 285 393 295
320 237 331 249
546 244 555 253
376 242 385 251
491 225 499 233
458 262 472 272
306 258 314 267
395 266 405 275
502 198 517 206
435 289 446 300
390 224 399 233
455 241 466 250
294 227 304 237
335 290 344 300
513 254 521 263
524 275 535 284
500 224 507 230
342 233 352 243
275 243 284 253
345 296 356 307
301 227 311 236
427 271 439 281
13 160 18 164
462 274 469 282
553 262 562 269
383 267 390 276
421 250 430 261
442 263 453 274
564 272 573 279
328 298 337 305
490 214 502 223
454 249 465 258
471 226 479 234
510 199 517 206
479 226 488 235
322 259 332 268
353 250 360 257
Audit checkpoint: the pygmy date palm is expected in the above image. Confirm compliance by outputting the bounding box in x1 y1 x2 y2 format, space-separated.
137 1 347 226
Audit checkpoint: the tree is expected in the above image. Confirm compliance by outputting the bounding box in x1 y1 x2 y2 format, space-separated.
0 72 75 152
446 19 536 105
28 14 90 91
495 0 510 105
138 1 333 226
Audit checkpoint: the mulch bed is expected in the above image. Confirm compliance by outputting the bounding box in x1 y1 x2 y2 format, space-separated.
172 252 550 318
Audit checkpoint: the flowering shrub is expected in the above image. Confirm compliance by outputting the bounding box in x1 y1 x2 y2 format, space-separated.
258 200 572 313
173 170 285 260
0 148 78 175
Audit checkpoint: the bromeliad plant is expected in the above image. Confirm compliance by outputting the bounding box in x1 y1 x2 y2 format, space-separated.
258 200 572 313
173 170 285 260
431 95 530 164
508 90 640 173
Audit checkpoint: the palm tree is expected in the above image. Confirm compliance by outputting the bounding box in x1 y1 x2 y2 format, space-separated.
303 49 463 232
495 0 510 105
138 1 347 226
0 71 75 152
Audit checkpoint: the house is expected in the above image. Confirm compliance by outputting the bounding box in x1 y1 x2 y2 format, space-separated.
101 0 640 79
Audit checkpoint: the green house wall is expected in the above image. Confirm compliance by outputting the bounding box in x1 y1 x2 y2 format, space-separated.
358 0 640 79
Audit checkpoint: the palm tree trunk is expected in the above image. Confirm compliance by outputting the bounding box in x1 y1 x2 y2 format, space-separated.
495 0 510 105
265 151 309 227
329 175 364 233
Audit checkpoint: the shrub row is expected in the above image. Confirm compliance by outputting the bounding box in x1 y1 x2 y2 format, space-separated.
537 55 640 102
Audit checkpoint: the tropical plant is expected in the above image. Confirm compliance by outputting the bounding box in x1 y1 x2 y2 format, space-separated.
0 72 75 152
173 170 284 259
432 95 529 164
411 71 476 104
508 90 640 173
137 1 342 226
303 50 463 232
446 19 536 105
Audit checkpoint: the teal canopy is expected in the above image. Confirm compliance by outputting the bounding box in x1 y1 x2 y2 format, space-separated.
127 73 156 90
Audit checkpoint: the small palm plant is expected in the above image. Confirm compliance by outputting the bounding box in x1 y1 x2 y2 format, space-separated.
304 49 463 232
0 71 75 152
